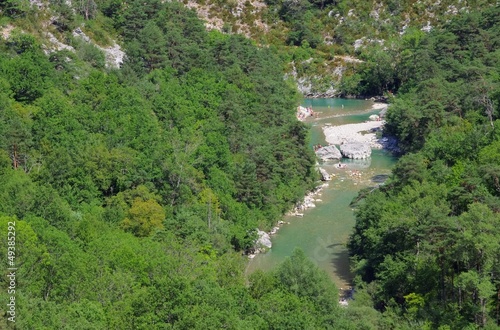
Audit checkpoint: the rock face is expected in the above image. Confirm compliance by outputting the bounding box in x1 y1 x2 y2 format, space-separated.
72 27 125 69
316 145 342 161
378 136 401 154
45 32 75 52
294 75 339 98
255 230 272 250
29 0 44 9
340 142 371 159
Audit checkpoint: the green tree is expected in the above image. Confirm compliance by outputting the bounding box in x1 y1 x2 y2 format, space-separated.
121 198 165 237
276 248 339 316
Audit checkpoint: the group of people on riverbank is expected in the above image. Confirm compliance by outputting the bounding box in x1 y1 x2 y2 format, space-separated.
313 144 324 152
296 106 316 121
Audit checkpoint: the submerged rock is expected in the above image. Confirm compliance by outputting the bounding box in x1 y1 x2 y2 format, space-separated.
316 145 342 161
319 168 331 181
340 142 371 159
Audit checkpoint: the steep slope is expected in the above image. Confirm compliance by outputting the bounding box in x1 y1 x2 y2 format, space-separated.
0 2 352 328
186 0 499 96
349 5 500 328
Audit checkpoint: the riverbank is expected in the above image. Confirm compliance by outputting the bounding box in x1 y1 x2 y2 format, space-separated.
371 102 388 110
323 120 384 146
322 102 388 149
247 98 397 289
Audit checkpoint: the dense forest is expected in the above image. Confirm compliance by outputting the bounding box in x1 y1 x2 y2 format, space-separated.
184 0 499 96
349 5 500 329
0 1 347 328
1 0 500 329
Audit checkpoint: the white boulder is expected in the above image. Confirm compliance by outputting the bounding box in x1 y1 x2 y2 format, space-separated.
340 142 372 159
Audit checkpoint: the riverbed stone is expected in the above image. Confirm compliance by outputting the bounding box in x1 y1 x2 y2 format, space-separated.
316 145 342 161
340 142 371 159
319 168 331 181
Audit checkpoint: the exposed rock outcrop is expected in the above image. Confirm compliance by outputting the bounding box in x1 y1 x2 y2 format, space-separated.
185 0 269 38
353 37 384 51
45 32 75 52
297 77 338 98
72 27 124 68
340 142 372 159
379 107 388 118
29 0 44 9
323 121 384 146
0 25 15 40
316 145 342 161
297 105 315 121
255 230 272 250
377 136 401 154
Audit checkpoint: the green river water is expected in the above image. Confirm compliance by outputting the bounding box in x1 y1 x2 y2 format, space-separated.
246 98 398 289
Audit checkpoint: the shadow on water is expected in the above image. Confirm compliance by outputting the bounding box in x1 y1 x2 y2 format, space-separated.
328 243 353 287
371 174 390 183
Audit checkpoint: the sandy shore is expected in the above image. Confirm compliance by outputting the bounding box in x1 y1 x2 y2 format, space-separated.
323 121 384 146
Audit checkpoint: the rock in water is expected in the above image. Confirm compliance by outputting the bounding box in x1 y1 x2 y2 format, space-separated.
369 114 380 121
316 145 342 161
256 230 272 250
340 142 371 159
319 168 331 181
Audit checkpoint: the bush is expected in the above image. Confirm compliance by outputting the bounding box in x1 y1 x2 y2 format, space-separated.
76 41 106 68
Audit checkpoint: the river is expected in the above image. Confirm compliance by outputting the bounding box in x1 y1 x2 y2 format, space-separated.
246 98 398 289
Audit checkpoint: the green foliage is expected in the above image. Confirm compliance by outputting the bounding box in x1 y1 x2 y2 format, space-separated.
276 248 339 316
121 198 165 237
349 5 500 328
49 0 77 31
73 0 97 20
8 1 500 328
247 249 344 328
0 2 330 328
1 43 52 103
75 40 106 68
0 0 31 18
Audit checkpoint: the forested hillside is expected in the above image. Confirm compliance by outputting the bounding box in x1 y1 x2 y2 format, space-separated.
349 5 500 329
0 1 354 328
1 0 500 329
186 0 499 96
0 2 320 248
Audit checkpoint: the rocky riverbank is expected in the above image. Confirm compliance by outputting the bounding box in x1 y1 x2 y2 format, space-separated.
321 103 399 154
249 102 395 258
323 121 384 147
287 183 330 216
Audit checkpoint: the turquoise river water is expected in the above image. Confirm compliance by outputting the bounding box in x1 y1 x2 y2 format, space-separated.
246 98 398 289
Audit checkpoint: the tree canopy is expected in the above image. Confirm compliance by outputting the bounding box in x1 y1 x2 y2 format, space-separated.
349 5 500 329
